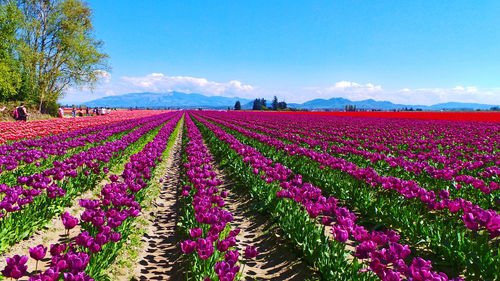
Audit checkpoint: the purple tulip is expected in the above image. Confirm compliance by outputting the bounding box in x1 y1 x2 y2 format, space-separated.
224 250 239 266
67 252 91 272
180 240 196 254
216 239 231 252
50 243 66 256
61 212 78 230
1 255 28 279
190 228 203 238
29 244 47 261
333 227 349 243
110 232 122 242
109 174 119 182
244 245 258 259
356 241 377 259
462 213 479 230
196 238 215 260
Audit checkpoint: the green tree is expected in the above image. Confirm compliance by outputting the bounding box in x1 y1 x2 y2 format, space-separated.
234 100 241 110
0 0 22 100
278 101 287 109
272 95 278 110
252 98 261 110
259 98 266 108
18 0 109 112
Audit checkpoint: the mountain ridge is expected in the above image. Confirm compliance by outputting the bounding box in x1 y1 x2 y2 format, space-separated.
80 91 498 110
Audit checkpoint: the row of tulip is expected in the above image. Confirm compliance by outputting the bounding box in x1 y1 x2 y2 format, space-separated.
0 112 178 254
196 113 499 280
232 112 499 176
215 113 498 186
0 112 175 217
258 113 500 192
203 112 499 209
192 113 465 281
201 113 500 234
0 110 166 143
1 113 182 280
201 113 500 232
178 114 257 281
0 115 159 229
230 112 498 163
0 113 163 173
0 115 165 192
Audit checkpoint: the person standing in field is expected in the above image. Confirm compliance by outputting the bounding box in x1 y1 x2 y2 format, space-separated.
16 103 28 121
58 106 64 118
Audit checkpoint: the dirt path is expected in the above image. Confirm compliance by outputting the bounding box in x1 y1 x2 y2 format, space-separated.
130 125 185 281
213 168 318 280
222 186 318 281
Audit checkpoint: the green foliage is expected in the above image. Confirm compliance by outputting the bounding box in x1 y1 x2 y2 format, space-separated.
252 98 267 110
0 0 109 113
0 1 22 100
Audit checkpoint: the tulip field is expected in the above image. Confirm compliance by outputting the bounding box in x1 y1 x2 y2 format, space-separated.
0 110 498 281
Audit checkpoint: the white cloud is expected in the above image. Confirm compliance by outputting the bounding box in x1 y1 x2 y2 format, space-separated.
94 70 111 83
120 74 255 97
60 73 500 106
327 81 382 91
389 86 499 105
304 81 384 102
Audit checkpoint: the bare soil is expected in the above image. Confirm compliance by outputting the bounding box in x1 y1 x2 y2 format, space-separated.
129 125 185 281
222 185 319 281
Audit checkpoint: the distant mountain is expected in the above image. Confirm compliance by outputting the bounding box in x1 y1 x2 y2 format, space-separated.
427 102 494 111
83 92 252 109
293 97 409 110
288 98 495 111
81 91 497 111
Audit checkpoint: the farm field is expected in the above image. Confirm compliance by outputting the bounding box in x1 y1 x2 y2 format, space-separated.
0 111 498 281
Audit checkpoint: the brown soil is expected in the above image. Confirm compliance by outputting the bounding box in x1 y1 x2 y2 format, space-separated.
129 124 185 281
223 186 319 281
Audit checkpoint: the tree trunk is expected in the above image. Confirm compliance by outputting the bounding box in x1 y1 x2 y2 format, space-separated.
38 91 43 113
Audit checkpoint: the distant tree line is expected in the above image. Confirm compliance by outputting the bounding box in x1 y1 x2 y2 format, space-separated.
344 104 356 111
0 0 108 114
233 96 287 111
271 96 287 110
252 98 267 110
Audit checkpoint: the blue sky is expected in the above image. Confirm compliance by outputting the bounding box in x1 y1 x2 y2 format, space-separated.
63 0 500 105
